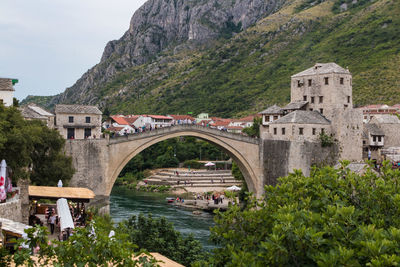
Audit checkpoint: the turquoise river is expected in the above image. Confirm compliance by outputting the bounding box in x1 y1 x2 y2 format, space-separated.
110 187 217 251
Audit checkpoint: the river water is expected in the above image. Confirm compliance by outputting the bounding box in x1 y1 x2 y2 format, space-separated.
110 187 216 251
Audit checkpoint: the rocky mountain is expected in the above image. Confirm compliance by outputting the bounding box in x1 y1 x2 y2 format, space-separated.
24 0 400 117
48 0 287 106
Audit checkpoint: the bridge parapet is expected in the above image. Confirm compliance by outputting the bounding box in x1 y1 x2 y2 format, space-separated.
108 124 259 145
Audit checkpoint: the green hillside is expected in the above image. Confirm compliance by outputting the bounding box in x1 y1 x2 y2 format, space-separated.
24 0 400 117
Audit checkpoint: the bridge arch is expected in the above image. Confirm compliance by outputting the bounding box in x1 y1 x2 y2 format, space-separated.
104 125 262 197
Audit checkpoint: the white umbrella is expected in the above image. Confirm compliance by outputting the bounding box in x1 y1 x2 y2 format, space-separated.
57 180 63 187
226 185 241 191
0 160 7 201
204 162 215 167
57 198 75 231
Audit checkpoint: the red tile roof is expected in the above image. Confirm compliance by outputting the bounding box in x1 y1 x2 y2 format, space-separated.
124 116 139 124
111 116 130 125
211 120 231 127
168 115 195 121
148 115 173 120
238 114 261 122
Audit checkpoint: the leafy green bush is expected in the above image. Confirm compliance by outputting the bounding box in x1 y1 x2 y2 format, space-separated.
183 159 203 169
122 214 206 266
12 216 158 266
319 132 335 147
206 162 400 266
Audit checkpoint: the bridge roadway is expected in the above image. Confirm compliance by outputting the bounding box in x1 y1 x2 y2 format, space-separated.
66 125 264 208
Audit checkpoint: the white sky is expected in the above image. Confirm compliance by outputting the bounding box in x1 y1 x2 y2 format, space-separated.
0 0 147 100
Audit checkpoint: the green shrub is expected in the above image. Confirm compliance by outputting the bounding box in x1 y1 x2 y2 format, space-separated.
206 162 400 266
183 160 203 169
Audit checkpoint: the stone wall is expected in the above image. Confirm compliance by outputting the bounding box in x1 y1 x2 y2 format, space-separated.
0 200 22 222
262 139 339 187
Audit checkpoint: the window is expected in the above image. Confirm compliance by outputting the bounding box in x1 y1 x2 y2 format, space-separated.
347 96 350 103
312 128 316 135
311 96 315 104
324 77 329 85
303 95 307 101
84 128 92 138
319 96 323 103
282 128 286 135
320 108 324 114
273 115 278 120
68 116 74 123
340 77 344 85
378 136 382 142
297 80 302 87
309 108 313 111
299 127 304 135
86 116 91 123
273 128 277 135
373 136 377 142
321 128 325 134
363 140 366 145
265 115 270 122
67 128 75 139
308 79 312 86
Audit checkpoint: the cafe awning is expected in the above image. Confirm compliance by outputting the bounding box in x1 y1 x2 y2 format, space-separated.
29 186 95 202
0 217 31 238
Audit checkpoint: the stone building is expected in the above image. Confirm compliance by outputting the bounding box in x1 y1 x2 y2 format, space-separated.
290 63 353 118
0 78 17 107
55 105 102 139
362 115 400 162
259 105 284 126
268 110 331 142
20 104 55 128
260 63 363 161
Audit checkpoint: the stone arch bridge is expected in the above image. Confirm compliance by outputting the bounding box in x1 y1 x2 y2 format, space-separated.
65 125 337 207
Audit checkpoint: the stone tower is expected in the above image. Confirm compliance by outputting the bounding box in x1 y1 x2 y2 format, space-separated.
291 63 362 161
290 63 353 121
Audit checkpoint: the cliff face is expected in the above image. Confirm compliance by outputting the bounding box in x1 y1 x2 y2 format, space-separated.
52 0 287 106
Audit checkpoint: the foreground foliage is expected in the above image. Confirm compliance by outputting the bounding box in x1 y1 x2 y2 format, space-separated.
121 214 206 266
11 216 158 267
0 104 74 185
207 162 400 266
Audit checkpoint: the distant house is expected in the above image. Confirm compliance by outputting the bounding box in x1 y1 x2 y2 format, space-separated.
357 104 400 123
0 78 17 107
196 113 210 123
55 104 102 139
133 115 173 129
168 114 195 124
210 120 231 130
259 105 284 126
20 104 55 128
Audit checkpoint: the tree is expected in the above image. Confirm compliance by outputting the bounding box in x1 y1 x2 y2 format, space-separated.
12 215 158 267
29 120 74 186
122 214 206 266
241 117 261 138
0 104 74 184
205 162 400 266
